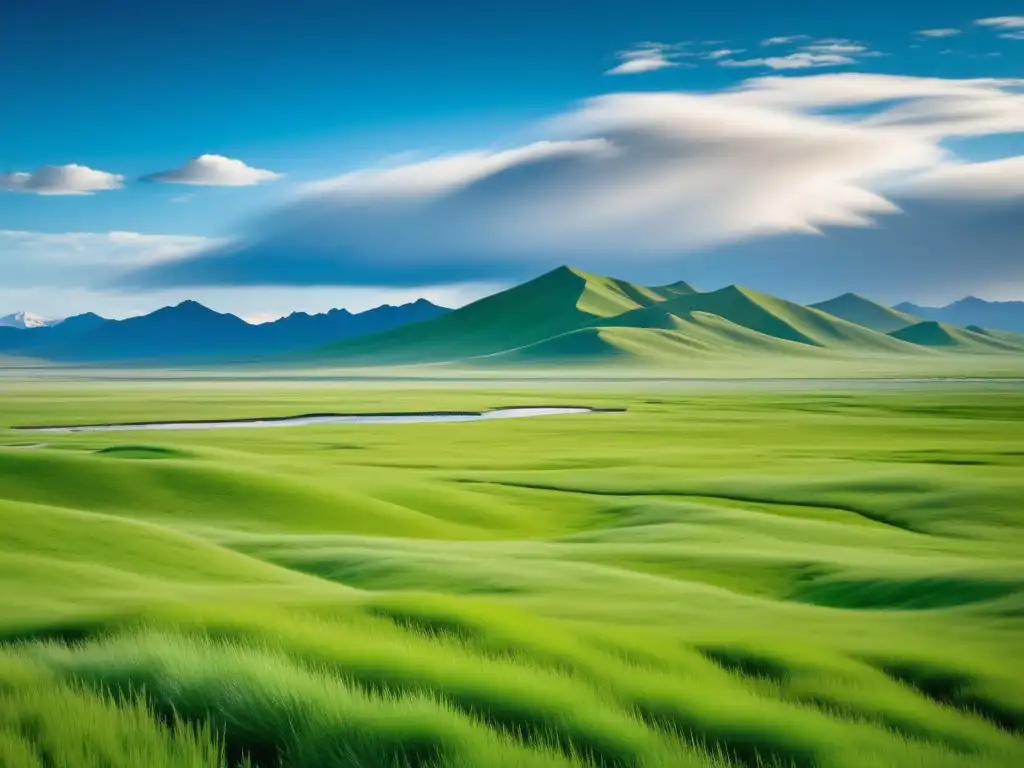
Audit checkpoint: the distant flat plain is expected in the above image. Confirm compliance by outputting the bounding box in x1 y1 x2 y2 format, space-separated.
1 372 1022 767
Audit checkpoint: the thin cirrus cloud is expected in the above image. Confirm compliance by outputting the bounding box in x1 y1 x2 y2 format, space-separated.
1 230 222 292
0 164 124 195
718 52 857 70
705 49 744 60
760 35 811 46
916 29 962 38
142 154 282 186
718 38 872 70
605 42 689 75
974 16 1024 39
119 71 1024 302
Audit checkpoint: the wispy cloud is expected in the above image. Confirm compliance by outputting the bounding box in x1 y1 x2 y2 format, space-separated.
605 42 689 75
974 16 1024 29
718 52 857 70
0 164 123 195
143 154 281 186
802 42 868 54
916 28 962 38
705 48 745 60
0 230 223 294
719 37 876 70
975 16 1024 39
761 35 811 46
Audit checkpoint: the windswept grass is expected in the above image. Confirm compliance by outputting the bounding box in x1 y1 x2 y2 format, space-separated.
0 381 1022 766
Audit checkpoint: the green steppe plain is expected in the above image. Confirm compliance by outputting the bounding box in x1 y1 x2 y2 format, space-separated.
1 380 1022 767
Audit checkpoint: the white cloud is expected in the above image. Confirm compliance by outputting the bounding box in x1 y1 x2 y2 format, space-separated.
128 75 980 289
802 42 867 54
605 42 687 75
719 52 857 70
974 17 1024 39
0 164 123 195
0 230 223 290
143 154 281 186
722 37 878 70
299 140 615 200
43 72 1013 303
705 48 744 60
724 74 1024 140
899 155 1024 197
916 28 962 38
975 16 1024 29
761 35 811 46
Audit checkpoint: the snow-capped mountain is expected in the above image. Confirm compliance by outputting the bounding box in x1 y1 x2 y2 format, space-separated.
0 311 59 329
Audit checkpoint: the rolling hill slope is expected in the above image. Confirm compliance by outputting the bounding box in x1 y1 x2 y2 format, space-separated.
316 267 1023 367
889 321 1024 352
597 286 922 353
320 266 695 363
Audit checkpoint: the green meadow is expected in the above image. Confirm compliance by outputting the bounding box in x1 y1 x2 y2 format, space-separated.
1 380 1022 767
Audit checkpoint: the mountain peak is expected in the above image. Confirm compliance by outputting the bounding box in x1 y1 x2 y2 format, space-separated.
0 311 58 329
175 299 210 310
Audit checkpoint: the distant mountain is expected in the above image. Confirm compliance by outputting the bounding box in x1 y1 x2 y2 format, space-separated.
257 299 449 350
0 312 111 354
0 311 58 329
317 266 961 366
52 312 110 336
811 294 919 333
6 271 1022 368
0 299 449 362
893 298 1024 334
47 301 258 360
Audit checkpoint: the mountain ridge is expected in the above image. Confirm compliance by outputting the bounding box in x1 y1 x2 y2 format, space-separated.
893 297 1024 333
0 298 450 362
4 269 1023 366
317 268 1024 367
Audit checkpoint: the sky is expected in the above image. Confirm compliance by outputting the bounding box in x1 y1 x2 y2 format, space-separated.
2 0 1023 321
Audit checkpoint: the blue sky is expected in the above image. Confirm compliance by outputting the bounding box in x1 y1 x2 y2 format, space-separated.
2 0 1023 319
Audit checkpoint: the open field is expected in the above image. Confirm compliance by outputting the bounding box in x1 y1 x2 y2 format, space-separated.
1 380 1022 767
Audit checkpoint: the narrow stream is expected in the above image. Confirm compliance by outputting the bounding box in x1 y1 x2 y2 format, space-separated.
12 406 621 433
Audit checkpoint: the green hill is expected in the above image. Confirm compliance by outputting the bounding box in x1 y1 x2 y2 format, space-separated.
890 321 1024 352
810 293 920 333
603 286 920 353
320 266 691 363
314 267 1021 367
480 319 821 366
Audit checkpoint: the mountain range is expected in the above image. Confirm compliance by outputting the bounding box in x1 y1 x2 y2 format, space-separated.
3 267 1023 366
894 298 1024 334
316 267 1024 365
0 299 449 362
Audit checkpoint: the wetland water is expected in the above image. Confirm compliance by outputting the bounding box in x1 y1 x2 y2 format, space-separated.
13 406 619 433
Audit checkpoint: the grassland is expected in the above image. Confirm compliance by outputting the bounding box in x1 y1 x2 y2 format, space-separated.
0 380 1022 767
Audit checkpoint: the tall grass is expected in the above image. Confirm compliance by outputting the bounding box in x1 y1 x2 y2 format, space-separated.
1 384 1023 767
